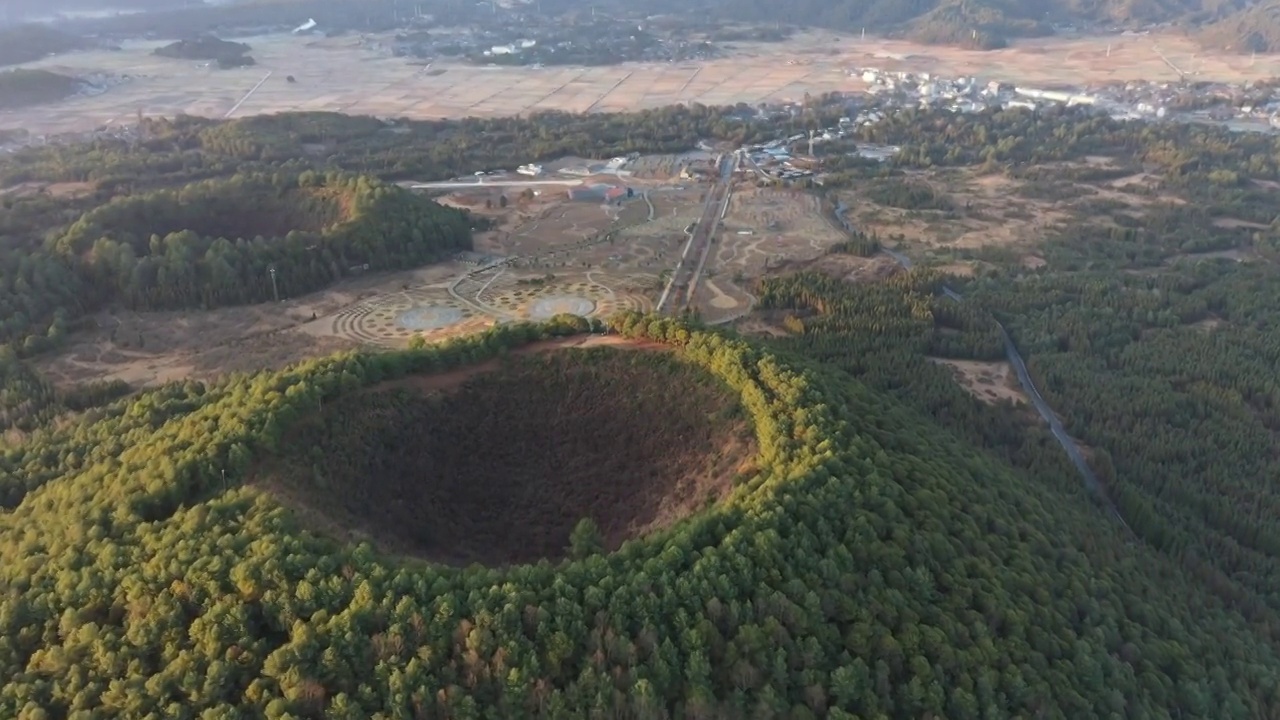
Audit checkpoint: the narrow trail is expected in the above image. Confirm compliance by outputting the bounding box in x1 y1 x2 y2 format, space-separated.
836 203 1131 530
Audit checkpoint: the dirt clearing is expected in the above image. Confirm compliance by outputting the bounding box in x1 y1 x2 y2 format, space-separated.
929 358 1030 407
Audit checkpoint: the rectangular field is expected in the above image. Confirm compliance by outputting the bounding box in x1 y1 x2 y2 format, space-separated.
4 31 1273 136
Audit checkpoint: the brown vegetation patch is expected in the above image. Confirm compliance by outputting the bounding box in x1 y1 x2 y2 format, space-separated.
1189 316 1225 333
0 180 96 199
935 261 977 277
258 342 756 566
769 252 903 284
841 163 1185 256
45 181 96 198
1170 248 1251 264
929 357 1029 407
735 315 792 338
1212 217 1269 230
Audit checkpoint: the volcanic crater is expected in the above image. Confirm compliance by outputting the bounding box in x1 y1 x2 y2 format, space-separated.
261 345 757 565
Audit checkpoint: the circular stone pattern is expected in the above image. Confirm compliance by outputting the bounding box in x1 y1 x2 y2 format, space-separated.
395 305 464 331
529 295 596 320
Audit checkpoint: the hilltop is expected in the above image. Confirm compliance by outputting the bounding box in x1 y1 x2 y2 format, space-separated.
1198 2 1280 52
153 35 255 68
0 69 83 110
621 0 1274 51
0 24 85 67
9 0 1278 56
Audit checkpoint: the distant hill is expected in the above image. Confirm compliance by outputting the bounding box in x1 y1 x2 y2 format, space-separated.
1198 2 1280 52
617 0 1274 53
0 0 195 21
0 25 85 67
0 69 83 109
153 35 254 67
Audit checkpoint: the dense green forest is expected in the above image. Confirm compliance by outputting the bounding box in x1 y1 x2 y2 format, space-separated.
0 171 471 356
5 101 1280 715
60 172 472 310
3 316 1280 717
747 103 1280 702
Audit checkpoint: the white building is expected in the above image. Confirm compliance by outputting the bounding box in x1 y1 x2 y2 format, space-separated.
1015 87 1096 106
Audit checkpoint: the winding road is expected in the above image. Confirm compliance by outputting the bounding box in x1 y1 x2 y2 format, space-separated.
837 203 1130 529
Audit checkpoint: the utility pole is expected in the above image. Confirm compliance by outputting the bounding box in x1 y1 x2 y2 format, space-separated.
268 265 279 302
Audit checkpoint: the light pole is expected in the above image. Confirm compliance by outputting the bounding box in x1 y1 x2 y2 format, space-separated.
268 265 279 303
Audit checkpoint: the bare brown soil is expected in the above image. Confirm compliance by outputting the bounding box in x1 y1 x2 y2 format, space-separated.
735 316 792 338
256 342 755 566
31 264 471 388
929 358 1030 407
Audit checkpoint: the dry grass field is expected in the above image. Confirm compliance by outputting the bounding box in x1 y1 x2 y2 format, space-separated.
683 188 847 322
4 30 1276 135
928 358 1030 407
835 157 1191 270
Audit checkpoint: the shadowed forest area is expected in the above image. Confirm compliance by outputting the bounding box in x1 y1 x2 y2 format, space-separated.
259 346 754 565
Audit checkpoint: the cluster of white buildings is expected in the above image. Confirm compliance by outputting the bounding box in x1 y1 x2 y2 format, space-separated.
856 67 1101 114
852 65 1280 133
484 39 537 56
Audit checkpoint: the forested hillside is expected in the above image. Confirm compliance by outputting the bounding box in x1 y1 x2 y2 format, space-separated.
0 106 762 188
59 172 472 310
0 69 83 110
0 172 470 358
748 102 1280 697
7 0 1277 53
568 0 1270 50
2 316 1278 717
4 98 1280 715
0 25 84 67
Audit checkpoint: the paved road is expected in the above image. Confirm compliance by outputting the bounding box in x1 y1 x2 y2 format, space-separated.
661 154 735 314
